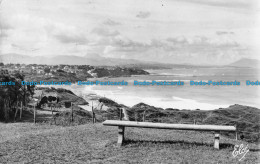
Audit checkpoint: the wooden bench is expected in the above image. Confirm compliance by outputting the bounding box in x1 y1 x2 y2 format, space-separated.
103 120 236 149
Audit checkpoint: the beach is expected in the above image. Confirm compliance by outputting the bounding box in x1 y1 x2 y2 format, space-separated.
56 67 260 110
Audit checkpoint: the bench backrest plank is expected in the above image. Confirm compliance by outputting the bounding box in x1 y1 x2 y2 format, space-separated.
103 120 236 132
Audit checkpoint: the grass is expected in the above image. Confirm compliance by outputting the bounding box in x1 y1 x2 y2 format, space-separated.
127 103 260 142
0 122 259 164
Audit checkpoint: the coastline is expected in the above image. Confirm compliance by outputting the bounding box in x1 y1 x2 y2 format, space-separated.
49 83 246 110
43 67 260 110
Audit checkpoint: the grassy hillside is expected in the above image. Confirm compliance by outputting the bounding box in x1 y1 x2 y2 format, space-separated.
0 123 259 164
50 109 93 126
127 103 260 142
2 91 258 163
92 100 260 143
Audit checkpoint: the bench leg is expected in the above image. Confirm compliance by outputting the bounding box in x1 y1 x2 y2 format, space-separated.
214 133 220 149
117 126 125 147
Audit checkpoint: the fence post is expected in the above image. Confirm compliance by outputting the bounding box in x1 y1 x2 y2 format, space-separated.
71 102 73 122
20 103 23 120
214 133 220 149
119 108 122 120
51 104 53 116
34 103 36 124
92 101 95 124
117 126 125 147
14 101 19 122
143 110 146 122
54 117 56 125
122 108 129 121
235 124 238 140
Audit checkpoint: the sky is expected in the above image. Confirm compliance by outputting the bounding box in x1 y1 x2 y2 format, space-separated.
0 0 259 65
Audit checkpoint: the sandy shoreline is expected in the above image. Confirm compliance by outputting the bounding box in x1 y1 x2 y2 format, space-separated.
48 83 233 110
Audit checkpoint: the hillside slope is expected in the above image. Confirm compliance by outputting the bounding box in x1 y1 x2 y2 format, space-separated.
0 123 259 163
229 58 260 68
37 87 88 105
94 101 260 142
125 103 260 142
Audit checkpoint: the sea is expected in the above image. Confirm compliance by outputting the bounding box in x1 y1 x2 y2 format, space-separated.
68 66 260 110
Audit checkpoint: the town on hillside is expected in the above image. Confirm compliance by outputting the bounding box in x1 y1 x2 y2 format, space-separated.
0 63 149 82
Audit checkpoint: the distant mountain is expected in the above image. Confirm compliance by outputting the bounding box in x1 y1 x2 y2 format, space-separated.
0 53 48 65
0 53 145 66
229 58 260 68
4 54 258 69
0 53 174 69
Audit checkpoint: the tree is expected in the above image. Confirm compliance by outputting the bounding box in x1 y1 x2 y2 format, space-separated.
38 96 48 108
44 68 51 73
47 96 53 102
0 73 35 122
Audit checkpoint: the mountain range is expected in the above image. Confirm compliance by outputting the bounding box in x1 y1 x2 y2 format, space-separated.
228 58 260 68
0 53 144 66
0 53 259 68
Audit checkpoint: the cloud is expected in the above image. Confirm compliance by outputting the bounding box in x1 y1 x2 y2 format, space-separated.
0 20 12 30
178 0 256 10
100 34 244 65
136 11 151 19
165 36 240 52
54 33 88 44
216 31 235 35
111 37 148 52
1 0 255 63
103 19 121 26
104 35 240 54
44 22 88 44
0 16 13 38
0 12 89 56
92 28 120 37
166 36 188 45
0 31 8 38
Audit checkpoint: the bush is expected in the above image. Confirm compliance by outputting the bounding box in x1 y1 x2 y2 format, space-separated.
50 109 92 126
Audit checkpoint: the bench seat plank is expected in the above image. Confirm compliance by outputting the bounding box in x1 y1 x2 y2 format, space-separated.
103 120 236 132
103 120 236 149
